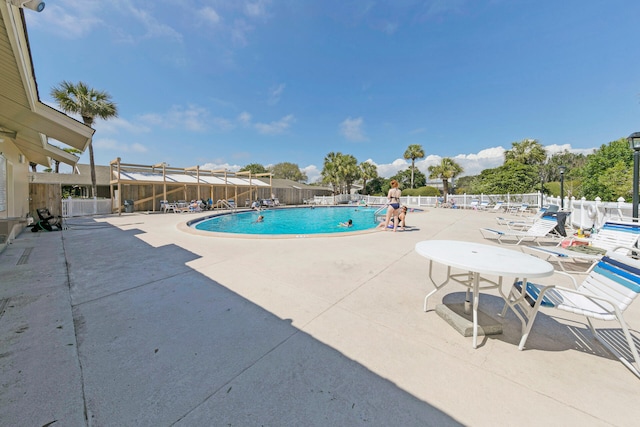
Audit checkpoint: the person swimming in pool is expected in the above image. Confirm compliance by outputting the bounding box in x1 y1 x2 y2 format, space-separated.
382 179 402 231
339 219 353 227
255 215 264 223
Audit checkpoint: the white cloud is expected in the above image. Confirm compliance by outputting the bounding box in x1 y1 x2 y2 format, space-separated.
373 158 409 178
125 3 183 42
139 105 210 132
200 162 242 172
340 117 367 142
212 117 235 132
200 7 222 25
382 21 399 35
254 114 295 135
93 138 147 153
26 1 103 39
238 112 252 125
268 83 286 105
94 117 150 134
244 0 271 18
302 164 321 183
545 143 596 156
230 18 253 46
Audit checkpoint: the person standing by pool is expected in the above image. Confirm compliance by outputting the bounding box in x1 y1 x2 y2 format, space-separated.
382 179 402 231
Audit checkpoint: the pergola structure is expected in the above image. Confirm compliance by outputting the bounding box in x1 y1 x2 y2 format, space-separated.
109 158 272 214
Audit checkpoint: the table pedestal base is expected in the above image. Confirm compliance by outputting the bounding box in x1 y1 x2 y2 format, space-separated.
436 303 503 337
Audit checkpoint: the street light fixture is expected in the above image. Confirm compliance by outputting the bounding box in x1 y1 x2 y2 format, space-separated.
559 165 566 210
628 132 640 222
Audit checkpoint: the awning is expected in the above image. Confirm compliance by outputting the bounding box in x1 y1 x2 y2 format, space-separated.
0 3 94 167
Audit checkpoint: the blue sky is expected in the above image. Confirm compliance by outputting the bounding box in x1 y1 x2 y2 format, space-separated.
23 0 640 182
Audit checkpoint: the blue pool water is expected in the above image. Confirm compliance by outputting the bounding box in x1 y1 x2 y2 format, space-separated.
192 206 380 235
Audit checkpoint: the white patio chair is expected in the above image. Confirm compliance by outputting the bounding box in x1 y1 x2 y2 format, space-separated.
497 205 560 230
489 201 505 213
501 251 640 378
526 220 640 271
479 216 560 245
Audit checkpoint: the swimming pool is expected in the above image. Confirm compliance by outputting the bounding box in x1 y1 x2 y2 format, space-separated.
190 206 380 236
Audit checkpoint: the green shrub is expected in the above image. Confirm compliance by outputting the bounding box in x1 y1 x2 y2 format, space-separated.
402 186 440 197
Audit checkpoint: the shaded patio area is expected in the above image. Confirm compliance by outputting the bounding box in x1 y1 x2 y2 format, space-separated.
1 207 639 426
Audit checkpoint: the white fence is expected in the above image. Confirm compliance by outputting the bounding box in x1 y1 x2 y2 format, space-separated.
61 192 636 229
312 192 543 209
311 192 636 230
544 196 632 230
61 198 113 218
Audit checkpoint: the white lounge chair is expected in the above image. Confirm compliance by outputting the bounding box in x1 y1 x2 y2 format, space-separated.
496 205 557 230
479 216 559 245
506 203 530 216
160 200 176 213
525 220 640 271
501 251 640 378
489 201 505 212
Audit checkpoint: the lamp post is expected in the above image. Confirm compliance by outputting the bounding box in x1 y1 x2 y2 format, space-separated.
628 132 640 222
559 165 566 210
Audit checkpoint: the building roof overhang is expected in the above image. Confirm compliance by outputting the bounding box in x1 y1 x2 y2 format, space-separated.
0 3 94 167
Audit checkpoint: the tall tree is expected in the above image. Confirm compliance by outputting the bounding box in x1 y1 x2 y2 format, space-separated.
269 162 307 182
51 81 117 198
391 167 426 189
504 139 547 166
359 161 378 195
427 158 463 199
321 152 360 194
321 152 342 194
403 144 425 188
474 162 539 194
240 163 268 175
339 154 360 194
579 138 632 200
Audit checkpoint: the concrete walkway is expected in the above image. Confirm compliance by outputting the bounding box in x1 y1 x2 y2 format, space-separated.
1 207 639 426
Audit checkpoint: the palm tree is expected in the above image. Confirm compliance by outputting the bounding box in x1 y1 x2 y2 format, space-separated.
321 152 342 194
403 144 425 188
51 81 118 198
359 161 378 195
340 154 360 195
322 152 361 195
428 158 463 201
504 139 547 166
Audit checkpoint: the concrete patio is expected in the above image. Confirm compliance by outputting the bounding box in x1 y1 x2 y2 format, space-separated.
1 206 639 426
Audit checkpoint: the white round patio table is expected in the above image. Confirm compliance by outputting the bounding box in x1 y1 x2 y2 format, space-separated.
415 240 554 348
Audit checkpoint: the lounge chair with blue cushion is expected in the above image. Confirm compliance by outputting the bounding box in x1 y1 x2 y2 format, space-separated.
496 205 555 230
501 251 640 378
525 220 640 271
479 216 560 245
489 201 505 212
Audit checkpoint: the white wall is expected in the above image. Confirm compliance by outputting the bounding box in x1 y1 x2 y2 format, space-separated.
0 138 30 219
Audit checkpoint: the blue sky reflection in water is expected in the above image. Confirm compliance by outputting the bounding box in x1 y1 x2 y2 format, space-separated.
194 207 379 235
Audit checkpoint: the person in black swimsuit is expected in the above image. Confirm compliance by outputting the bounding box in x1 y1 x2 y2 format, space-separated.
381 179 402 231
